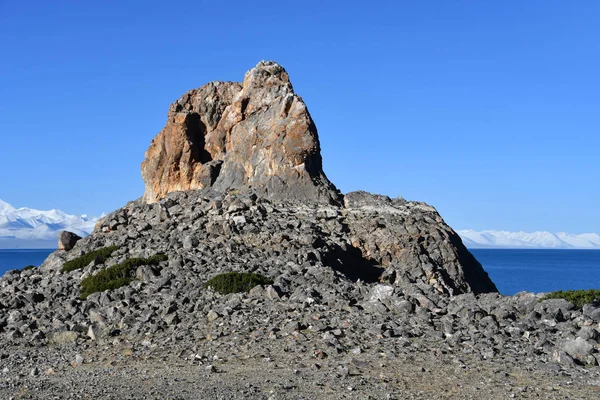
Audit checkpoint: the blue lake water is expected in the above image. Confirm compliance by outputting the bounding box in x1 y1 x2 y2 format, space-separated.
0 249 55 275
471 249 600 295
0 248 599 296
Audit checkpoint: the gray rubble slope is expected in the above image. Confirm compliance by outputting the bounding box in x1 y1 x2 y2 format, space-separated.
1 189 598 367
0 189 599 398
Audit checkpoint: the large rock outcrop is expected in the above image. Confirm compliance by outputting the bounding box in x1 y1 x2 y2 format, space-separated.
142 61 340 205
137 61 496 296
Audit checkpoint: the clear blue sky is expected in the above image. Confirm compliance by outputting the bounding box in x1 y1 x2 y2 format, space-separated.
1 1 598 233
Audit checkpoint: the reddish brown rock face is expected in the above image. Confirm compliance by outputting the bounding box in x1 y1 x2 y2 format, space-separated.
141 61 340 204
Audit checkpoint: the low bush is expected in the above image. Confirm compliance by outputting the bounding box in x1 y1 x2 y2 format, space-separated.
62 245 119 273
540 289 600 308
203 272 273 295
146 253 169 265
80 253 167 299
21 265 35 271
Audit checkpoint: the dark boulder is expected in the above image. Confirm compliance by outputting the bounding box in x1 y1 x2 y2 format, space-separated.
58 231 82 251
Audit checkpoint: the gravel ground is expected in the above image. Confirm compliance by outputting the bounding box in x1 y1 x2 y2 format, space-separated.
1 337 599 400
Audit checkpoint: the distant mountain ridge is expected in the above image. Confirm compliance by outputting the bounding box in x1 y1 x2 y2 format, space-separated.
458 229 600 249
0 199 98 249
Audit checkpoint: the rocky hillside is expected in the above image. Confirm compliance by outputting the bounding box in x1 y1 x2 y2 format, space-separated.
138 60 495 296
0 62 598 399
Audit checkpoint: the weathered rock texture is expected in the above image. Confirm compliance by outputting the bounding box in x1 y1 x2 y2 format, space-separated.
57 231 81 251
142 61 340 205
137 61 496 295
344 192 496 295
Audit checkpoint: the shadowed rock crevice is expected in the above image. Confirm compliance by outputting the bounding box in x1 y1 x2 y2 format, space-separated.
184 113 212 164
240 97 250 120
448 232 498 294
322 242 385 283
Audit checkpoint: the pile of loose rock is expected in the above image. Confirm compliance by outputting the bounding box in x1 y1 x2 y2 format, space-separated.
1 190 599 398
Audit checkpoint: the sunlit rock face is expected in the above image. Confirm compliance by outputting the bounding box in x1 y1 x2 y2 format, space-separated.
141 61 341 205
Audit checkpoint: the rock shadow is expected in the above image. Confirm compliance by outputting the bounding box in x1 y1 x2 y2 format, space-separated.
323 243 384 283
185 113 212 163
447 232 499 294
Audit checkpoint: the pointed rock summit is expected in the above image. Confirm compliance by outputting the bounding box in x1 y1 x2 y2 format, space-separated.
142 61 340 205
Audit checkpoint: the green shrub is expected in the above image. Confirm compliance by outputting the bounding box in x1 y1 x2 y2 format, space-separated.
80 253 167 299
146 253 168 264
203 272 273 295
62 245 119 273
21 265 35 271
540 289 600 308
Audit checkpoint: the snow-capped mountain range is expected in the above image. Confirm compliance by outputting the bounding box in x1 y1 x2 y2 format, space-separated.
458 230 600 249
0 199 99 249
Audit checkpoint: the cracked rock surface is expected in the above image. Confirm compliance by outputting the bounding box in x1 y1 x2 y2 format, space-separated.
141 61 339 205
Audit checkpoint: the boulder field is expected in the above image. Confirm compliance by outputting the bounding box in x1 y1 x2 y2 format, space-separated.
0 62 599 399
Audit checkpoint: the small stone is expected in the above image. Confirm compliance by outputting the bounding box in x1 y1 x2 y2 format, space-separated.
72 354 84 368
369 284 394 302
249 285 265 298
563 337 594 361
89 310 104 323
87 325 97 341
583 304 600 322
48 331 78 345
266 285 281 300
7 330 23 340
205 364 217 373
136 265 155 282
183 235 195 250
232 215 246 225
336 365 349 378
29 367 39 377
585 355 599 366
207 310 219 322
30 331 46 341
577 327 599 342
552 350 575 366
314 350 327 359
